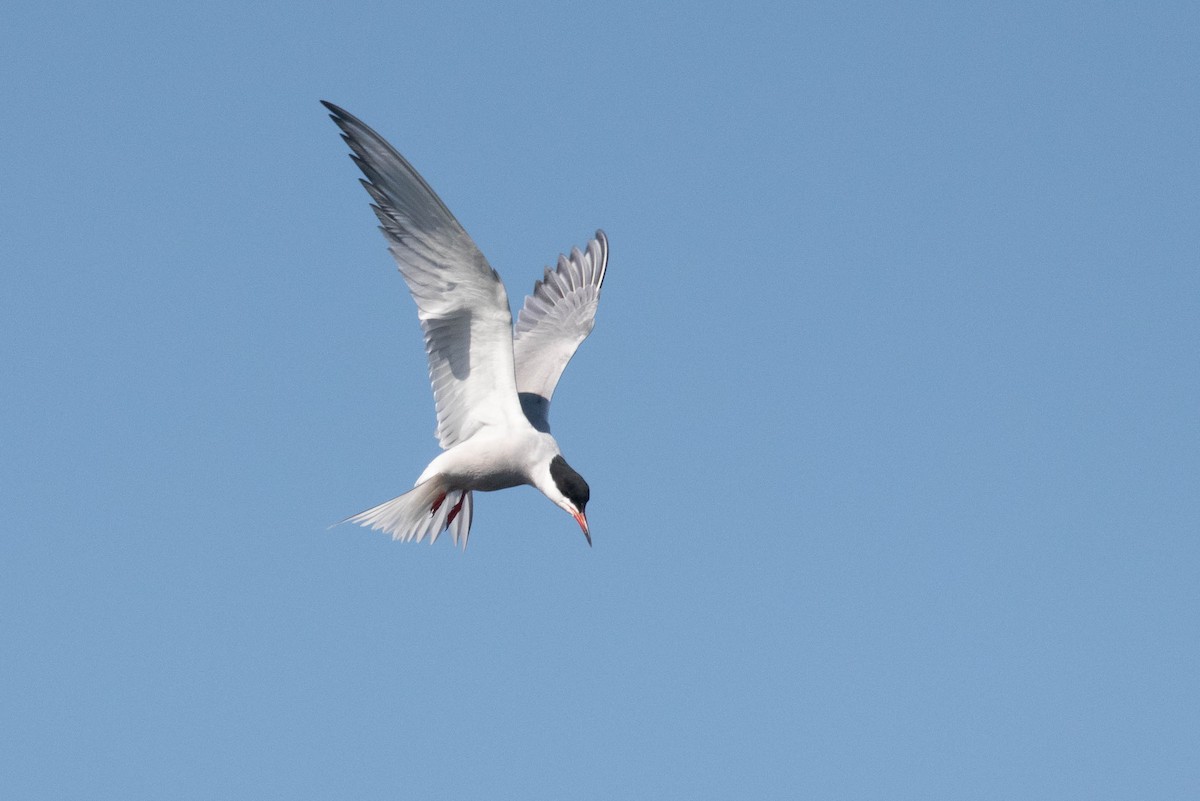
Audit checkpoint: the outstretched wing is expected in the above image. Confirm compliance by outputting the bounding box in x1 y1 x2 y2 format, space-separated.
512 231 608 433
324 101 526 449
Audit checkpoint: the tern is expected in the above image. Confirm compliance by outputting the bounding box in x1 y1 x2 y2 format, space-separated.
323 101 607 550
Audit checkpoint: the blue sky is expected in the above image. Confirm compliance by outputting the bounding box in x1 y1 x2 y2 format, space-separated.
2 1 1197 798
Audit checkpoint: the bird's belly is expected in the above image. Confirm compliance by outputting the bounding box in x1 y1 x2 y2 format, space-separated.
423 430 545 493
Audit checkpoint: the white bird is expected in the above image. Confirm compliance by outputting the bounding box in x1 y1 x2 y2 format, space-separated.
323 101 607 550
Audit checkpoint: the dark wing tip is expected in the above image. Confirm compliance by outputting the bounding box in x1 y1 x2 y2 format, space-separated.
320 101 386 150
320 99 350 121
321 100 362 145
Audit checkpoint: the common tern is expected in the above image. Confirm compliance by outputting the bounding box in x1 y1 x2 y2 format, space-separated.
323 101 607 550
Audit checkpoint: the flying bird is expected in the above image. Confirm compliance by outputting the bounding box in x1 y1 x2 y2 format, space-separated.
323 101 607 550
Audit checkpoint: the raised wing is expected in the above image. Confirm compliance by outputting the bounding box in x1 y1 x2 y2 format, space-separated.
323 101 525 448
512 231 608 433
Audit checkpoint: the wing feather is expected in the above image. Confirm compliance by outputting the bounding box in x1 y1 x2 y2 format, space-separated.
324 101 525 448
512 231 608 432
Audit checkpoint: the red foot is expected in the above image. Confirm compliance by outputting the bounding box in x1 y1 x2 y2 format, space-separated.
430 493 446 516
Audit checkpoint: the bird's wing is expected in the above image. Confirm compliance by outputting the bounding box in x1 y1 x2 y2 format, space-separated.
324 101 525 448
512 231 608 433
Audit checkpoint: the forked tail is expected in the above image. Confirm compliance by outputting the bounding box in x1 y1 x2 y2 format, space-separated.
339 475 475 549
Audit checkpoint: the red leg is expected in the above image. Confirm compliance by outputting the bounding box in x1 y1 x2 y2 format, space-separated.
446 492 466 526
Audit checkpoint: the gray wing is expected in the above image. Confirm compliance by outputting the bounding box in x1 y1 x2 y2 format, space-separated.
512 231 608 433
324 101 526 448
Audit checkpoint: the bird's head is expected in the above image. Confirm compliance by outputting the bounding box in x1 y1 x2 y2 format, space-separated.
549 455 591 546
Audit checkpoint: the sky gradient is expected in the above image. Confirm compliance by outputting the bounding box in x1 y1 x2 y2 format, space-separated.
3 2 1198 798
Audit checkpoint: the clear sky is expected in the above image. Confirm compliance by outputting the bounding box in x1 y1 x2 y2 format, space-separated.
2 1 1197 798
